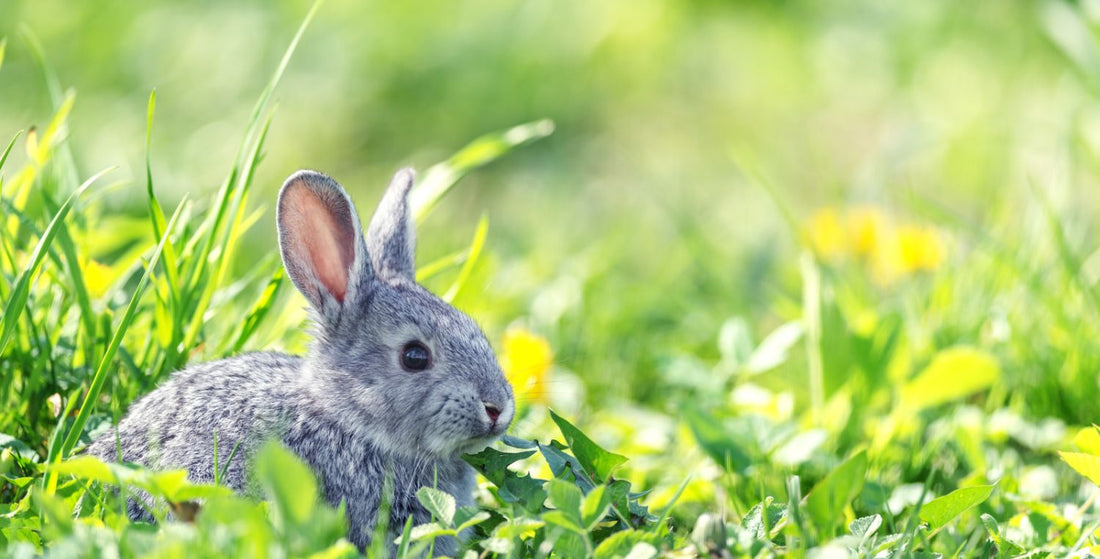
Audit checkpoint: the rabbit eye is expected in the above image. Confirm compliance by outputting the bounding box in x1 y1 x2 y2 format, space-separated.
400 341 432 372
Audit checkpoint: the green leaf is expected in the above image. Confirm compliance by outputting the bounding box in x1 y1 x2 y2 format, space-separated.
539 440 596 492
980 512 1025 554
546 479 584 525
849 514 882 540
50 455 115 483
463 446 536 485
454 509 491 533
682 405 752 473
406 521 455 542
501 434 539 449
253 441 319 528
492 517 545 540
417 487 456 527
549 409 628 483
581 485 613 530
742 497 786 539
746 320 803 374
804 450 867 533
542 510 584 534
902 346 1000 410
919 484 995 531
717 317 754 368
0 433 37 461
594 530 658 559
1060 451 1100 486
1072 425 1100 455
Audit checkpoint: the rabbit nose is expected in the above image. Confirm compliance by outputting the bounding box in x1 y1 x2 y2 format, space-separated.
484 402 502 423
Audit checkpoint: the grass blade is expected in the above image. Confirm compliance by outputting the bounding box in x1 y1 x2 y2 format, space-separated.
0 168 110 356
443 215 489 303
0 129 21 177
412 119 554 222
230 269 285 353
55 196 187 464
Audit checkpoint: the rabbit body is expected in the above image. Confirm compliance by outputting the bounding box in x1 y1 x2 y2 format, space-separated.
89 169 513 554
88 352 475 550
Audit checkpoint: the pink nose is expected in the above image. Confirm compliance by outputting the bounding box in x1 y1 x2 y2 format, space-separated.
484 403 502 423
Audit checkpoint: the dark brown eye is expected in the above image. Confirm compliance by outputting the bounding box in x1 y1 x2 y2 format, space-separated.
400 341 431 372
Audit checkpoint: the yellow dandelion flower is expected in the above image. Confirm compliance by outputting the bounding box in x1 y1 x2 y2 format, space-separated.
805 207 846 261
895 225 945 273
82 259 114 298
847 206 887 258
500 327 553 405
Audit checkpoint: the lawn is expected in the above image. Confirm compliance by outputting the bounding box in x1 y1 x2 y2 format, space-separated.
3 0 1100 557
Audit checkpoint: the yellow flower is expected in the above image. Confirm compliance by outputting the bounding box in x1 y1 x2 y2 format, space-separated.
82 259 114 298
805 208 846 261
847 206 887 258
894 225 945 273
500 327 553 405
804 205 946 285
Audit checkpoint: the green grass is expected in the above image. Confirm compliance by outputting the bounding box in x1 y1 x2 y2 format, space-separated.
5 0 1100 557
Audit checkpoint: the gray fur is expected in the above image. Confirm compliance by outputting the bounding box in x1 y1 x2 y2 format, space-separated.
367 168 417 283
88 169 514 554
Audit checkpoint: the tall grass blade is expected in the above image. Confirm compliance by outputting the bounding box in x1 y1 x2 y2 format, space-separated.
444 215 489 303
412 119 554 222
20 28 80 191
37 192 97 354
230 269 285 353
800 252 825 425
144 89 179 291
0 168 110 356
55 197 187 464
182 115 272 350
0 130 21 176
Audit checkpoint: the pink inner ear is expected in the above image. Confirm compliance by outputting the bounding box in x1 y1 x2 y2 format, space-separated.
284 185 356 303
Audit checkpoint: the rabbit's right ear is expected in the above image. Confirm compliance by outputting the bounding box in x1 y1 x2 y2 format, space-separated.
277 171 373 315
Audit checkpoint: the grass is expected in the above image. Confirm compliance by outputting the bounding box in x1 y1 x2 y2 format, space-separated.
5 0 1100 557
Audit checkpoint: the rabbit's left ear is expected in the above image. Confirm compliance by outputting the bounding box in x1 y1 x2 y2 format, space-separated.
366 168 417 282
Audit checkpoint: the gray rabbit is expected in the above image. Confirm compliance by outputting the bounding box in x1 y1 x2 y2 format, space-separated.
88 169 515 554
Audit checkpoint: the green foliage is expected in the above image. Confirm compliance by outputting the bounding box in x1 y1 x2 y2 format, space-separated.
804 451 867 537
919 484 995 532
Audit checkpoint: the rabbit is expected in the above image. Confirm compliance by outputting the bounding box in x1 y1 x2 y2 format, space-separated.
87 168 515 554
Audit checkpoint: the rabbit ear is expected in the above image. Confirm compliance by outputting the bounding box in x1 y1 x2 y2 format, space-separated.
366 168 417 282
277 171 373 314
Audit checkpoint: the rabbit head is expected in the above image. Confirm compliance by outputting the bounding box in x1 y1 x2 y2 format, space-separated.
276 169 514 458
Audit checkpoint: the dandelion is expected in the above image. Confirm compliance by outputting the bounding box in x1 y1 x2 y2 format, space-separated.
500 327 553 405
847 206 887 258
894 225 945 273
805 207 846 261
81 258 114 298
804 205 946 285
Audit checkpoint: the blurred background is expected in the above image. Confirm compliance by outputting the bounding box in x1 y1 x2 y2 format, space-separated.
5 0 1100 495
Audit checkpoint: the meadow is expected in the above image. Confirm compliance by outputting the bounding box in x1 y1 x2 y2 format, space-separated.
3 0 1100 556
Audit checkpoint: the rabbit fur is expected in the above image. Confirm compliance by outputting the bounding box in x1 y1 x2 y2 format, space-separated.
88 169 515 553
